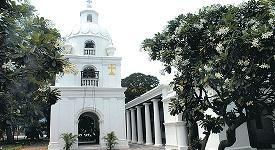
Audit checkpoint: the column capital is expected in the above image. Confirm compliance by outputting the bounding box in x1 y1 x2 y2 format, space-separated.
135 105 142 109
151 99 160 103
143 103 151 106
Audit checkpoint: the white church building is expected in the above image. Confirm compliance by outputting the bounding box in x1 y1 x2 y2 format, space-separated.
47 1 275 150
48 1 128 149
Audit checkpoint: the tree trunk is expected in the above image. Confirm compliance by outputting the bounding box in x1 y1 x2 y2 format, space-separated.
46 109 50 138
187 121 199 150
5 124 14 143
218 119 246 150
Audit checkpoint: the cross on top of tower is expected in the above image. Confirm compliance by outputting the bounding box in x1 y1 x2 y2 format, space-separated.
86 0 92 8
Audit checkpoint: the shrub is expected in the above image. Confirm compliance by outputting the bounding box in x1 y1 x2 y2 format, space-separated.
103 131 118 150
60 133 78 150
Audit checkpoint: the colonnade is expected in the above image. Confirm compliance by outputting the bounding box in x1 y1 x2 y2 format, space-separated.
126 99 163 146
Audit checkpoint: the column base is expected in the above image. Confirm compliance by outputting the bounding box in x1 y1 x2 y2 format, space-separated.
48 142 62 150
131 141 137 144
178 146 189 150
226 146 257 150
115 139 130 149
165 144 188 150
154 144 163 147
137 142 144 144
145 143 153 145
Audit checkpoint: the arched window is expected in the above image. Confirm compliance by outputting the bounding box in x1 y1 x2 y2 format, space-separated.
85 40 95 48
82 66 97 78
81 66 99 86
84 40 95 55
87 14 93 22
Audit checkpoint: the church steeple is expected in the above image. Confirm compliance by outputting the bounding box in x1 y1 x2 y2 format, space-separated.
80 0 98 24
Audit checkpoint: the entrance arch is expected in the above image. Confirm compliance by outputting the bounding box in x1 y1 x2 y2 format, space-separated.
78 112 100 145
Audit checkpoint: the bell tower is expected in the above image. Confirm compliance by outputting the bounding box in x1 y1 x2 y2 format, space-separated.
48 0 129 149
55 0 120 88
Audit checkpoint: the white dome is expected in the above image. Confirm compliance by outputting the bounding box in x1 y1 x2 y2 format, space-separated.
67 22 111 40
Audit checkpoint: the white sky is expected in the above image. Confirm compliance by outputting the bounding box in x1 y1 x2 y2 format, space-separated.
31 0 244 84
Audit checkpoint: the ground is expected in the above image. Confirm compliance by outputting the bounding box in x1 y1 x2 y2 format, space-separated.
22 145 47 150
1 143 164 150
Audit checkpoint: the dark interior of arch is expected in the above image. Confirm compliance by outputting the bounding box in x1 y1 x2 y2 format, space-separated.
82 67 97 78
78 112 100 145
87 14 93 22
85 40 95 48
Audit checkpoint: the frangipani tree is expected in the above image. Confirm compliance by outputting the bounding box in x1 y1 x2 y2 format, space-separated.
142 0 275 150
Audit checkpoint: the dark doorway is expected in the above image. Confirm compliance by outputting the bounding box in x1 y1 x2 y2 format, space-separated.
78 112 100 145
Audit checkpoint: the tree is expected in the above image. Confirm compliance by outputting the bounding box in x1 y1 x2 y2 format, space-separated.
142 0 275 150
121 73 159 103
0 0 69 143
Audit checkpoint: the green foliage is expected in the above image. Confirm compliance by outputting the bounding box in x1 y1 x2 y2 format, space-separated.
121 73 159 103
60 133 78 150
0 0 68 142
142 0 275 149
2 145 23 150
103 131 118 150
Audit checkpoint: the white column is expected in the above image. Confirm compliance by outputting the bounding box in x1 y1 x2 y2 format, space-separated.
130 108 137 143
152 99 162 146
126 110 131 142
136 106 144 144
143 103 153 145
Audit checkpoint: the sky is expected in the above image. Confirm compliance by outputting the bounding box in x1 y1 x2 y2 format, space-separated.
31 0 244 84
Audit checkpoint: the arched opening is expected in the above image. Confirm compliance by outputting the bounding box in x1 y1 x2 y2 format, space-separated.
87 14 93 22
85 40 95 48
81 66 99 86
84 40 95 55
78 112 100 145
82 66 97 78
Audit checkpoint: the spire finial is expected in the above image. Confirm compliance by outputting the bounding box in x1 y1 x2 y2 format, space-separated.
86 0 92 8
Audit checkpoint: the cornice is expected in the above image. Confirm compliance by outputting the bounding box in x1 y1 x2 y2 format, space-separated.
52 86 126 98
65 55 122 61
64 55 122 64
125 84 169 109
163 121 185 126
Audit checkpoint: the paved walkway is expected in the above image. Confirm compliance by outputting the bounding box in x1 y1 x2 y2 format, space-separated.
78 144 165 150
128 144 165 149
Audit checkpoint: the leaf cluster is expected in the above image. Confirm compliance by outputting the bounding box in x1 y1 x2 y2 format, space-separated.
60 133 78 150
103 131 118 150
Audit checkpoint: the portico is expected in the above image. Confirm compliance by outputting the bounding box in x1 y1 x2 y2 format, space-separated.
125 84 271 150
125 85 189 150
